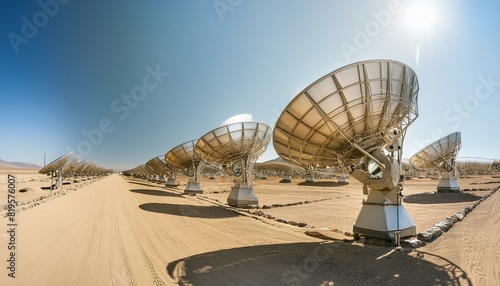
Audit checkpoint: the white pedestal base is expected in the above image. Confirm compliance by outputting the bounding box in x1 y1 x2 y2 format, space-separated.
280 175 292 183
184 181 203 194
227 183 259 207
338 175 349 184
353 204 416 240
159 175 167 183
437 174 460 192
305 176 315 182
55 176 63 189
165 177 179 187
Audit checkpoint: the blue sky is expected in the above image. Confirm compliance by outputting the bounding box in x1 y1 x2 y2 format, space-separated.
1 0 499 170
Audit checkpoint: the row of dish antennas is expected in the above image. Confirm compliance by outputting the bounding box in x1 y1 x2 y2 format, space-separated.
38 152 112 190
405 157 498 179
123 113 273 209
407 131 499 192
128 59 421 241
456 157 498 176
408 132 462 193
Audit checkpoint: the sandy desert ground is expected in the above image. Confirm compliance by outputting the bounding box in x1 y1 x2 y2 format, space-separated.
0 168 499 285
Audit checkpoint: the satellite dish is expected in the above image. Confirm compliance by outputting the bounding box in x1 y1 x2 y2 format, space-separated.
77 161 96 181
62 156 81 175
132 164 151 179
196 115 272 207
456 157 494 176
165 140 206 194
123 164 148 179
38 152 73 190
38 152 73 175
145 160 161 183
71 160 92 182
273 60 419 240
61 156 81 185
72 160 89 175
83 161 100 179
146 156 178 185
410 132 461 192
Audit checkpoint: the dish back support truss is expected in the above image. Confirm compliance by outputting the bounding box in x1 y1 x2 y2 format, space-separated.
273 60 419 241
196 118 272 207
410 132 462 192
165 140 206 194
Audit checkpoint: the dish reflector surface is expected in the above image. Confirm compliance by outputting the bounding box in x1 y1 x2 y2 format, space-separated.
456 157 494 171
409 132 461 171
146 156 171 174
38 152 73 174
72 160 92 174
62 157 81 174
165 140 203 176
196 121 272 165
273 60 419 169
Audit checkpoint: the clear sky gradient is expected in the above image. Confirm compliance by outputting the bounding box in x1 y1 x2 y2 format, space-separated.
1 0 499 170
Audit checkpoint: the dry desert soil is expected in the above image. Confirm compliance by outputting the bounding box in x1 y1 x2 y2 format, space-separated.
0 169 499 285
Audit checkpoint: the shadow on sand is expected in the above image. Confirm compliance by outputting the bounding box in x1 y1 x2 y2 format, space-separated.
297 181 349 187
19 187 36 193
129 189 181 197
166 242 471 285
404 192 482 204
139 203 239 219
128 181 164 188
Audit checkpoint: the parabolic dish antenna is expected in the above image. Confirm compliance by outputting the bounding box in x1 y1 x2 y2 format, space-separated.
38 152 74 190
84 162 100 178
62 156 81 175
410 132 461 192
146 157 170 174
145 160 161 182
273 59 419 240
62 156 82 185
38 152 73 175
146 156 178 185
456 157 494 175
71 160 92 182
196 115 272 207
133 164 150 179
123 164 148 179
165 140 206 194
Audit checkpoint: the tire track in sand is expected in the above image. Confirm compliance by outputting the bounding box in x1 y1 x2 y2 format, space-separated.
121 196 166 286
114 215 138 286
113 188 139 286
463 191 500 285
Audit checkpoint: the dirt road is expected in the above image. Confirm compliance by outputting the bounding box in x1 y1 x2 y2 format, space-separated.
0 174 498 285
418 189 500 285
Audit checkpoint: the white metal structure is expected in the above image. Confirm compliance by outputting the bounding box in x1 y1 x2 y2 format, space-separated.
410 132 462 192
126 164 152 179
456 157 494 175
39 152 74 190
165 140 206 194
146 156 178 185
196 115 272 207
273 60 419 240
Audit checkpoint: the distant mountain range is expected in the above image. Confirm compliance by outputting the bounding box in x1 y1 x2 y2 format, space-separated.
263 157 285 163
0 159 41 169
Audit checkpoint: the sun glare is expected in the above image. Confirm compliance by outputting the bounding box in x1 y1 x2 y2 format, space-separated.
406 1 439 32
